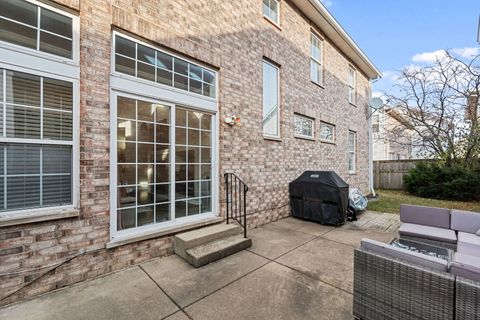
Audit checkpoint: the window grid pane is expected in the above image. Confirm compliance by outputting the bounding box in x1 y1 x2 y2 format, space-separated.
114 35 217 99
293 115 313 138
320 122 335 142
0 0 73 58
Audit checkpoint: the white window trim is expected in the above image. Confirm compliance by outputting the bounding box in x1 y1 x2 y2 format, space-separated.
348 130 357 174
293 114 314 140
111 31 217 103
319 121 335 143
262 59 281 139
0 0 80 65
348 65 356 105
310 32 323 86
0 64 80 218
109 87 219 241
263 0 280 26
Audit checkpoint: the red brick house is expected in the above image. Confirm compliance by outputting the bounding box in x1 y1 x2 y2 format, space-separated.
0 0 380 305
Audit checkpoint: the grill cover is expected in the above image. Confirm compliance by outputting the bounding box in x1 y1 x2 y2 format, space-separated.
289 171 349 226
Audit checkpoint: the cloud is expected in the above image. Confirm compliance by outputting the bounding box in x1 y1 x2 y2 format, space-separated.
411 47 480 64
412 50 447 63
320 0 333 7
382 70 401 82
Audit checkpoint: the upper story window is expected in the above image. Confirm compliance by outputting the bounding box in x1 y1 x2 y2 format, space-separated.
263 60 280 138
0 0 74 59
263 0 280 25
293 114 314 139
114 34 217 99
347 130 356 173
348 66 356 105
310 33 323 85
320 122 335 142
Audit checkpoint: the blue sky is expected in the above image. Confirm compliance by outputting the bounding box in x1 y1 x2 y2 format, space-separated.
322 0 480 96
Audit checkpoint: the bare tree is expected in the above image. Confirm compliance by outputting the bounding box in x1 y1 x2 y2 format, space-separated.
383 50 480 168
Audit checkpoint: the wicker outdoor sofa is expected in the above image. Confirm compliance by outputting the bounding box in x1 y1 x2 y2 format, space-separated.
353 204 480 320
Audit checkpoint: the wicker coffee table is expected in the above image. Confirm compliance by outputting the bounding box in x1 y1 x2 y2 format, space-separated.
390 237 454 262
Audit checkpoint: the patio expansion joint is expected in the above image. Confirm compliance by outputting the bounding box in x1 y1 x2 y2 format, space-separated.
138 265 194 320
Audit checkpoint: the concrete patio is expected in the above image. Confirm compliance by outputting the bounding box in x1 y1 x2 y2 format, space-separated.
0 211 399 320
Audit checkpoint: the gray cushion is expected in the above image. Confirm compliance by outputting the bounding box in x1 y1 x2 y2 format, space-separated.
449 253 480 282
399 223 457 244
361 238 448 272
457 232 480 256
400 204 450 228
450 209 480 233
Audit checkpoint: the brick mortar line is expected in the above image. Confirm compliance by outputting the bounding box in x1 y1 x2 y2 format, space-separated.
139 265 194 320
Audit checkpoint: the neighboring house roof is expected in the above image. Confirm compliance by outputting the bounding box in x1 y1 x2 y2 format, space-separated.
291 0 382 80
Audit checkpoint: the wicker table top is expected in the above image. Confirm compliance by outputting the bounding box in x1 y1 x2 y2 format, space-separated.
390 238 454 262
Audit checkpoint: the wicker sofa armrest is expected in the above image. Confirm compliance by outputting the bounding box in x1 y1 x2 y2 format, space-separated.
455 277 480 320
353 248 455 320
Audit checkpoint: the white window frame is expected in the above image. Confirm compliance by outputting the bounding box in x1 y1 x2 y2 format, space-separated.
319 121 335 143
0 0 80 65
293 114 314 139
310 32 323 86
262 59 280 139
348 65 356 105
109 35 219 242
0 1 80 218
262 0 280 25
348 130 356 174
111 31 217 102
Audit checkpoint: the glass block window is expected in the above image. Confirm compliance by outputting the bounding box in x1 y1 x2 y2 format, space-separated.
348 130 356 173
320 122 335 142
115 96 213 231
310 32 323 85
0 0 73 58
263 0 280 24
114 35 216 99
263 60 280 138
348 66 356 104
293 114 314 139
0 68 73 212
174 108 212 219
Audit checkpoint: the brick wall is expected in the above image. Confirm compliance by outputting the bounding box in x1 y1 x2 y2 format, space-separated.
0 0 372 305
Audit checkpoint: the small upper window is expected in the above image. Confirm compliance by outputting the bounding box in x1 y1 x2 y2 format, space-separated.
114 34 217 98
263 0 280 25
348 66 356 104
347 130 356 173
310 33 323 85
293 114 314 139
320 122 335 142
0 0 73 59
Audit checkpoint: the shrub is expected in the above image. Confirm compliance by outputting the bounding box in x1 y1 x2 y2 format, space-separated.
404 163 480 201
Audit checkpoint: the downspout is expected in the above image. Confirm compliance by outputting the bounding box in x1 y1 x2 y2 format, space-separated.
368 81 376 197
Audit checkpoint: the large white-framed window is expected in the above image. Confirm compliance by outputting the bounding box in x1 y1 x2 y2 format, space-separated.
310 32 323 85
110 33 218 240
262 0 280 25
0 1 79 217
348 65 356 105
0 0 79 62
347 130 356 173
263 60 280 138
113 33 216 99
293 114 314 139
320 121 335 142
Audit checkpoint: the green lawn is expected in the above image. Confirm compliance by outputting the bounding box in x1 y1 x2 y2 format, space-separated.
367 189 480 214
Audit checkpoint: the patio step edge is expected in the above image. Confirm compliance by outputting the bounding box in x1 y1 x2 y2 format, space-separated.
173 223 243 261
185 235 252 268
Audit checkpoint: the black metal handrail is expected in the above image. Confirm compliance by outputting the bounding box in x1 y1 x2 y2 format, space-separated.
224 172 249 238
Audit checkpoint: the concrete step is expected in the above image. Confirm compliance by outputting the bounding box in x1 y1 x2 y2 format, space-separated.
173 223 243 261
185 235 252 268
